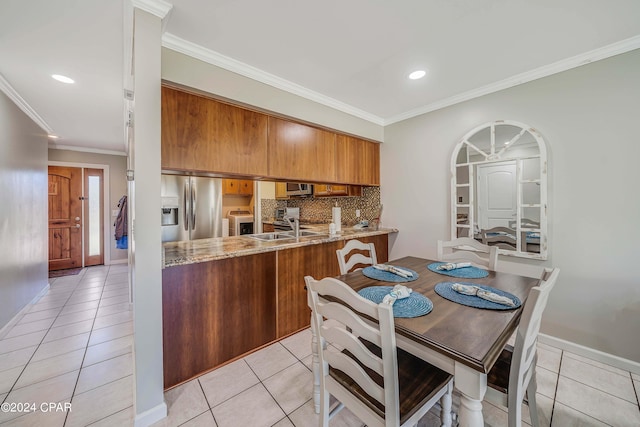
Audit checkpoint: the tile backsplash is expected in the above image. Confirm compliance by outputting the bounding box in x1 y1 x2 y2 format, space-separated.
261 186 381 226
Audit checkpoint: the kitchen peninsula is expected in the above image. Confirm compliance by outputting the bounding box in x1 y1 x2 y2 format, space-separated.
162 226 396 389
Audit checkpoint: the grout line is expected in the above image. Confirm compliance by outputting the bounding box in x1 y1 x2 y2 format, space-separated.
84 405 133 426
631 372 639 407
64 270 109 427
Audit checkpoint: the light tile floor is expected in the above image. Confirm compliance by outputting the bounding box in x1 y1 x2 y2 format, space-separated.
1 265 639 426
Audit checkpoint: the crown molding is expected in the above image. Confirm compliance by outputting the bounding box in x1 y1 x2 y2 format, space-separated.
384 35 640 125
132 0 173 19
48 143 127 157
163 32 640 128
0 73 53 133
162 33 385 126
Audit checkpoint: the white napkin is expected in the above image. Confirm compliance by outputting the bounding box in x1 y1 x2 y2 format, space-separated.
437 262 472 271
382 285 413 306
372 264 413 278
451 283 515 307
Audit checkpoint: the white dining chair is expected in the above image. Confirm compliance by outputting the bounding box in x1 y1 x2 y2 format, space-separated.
485 267 560 427
480 226 517 251
305 275 454 427
436 237 498 270
336 239 378 274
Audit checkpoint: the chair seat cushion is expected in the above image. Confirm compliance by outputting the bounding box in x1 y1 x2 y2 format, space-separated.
329 342 452 424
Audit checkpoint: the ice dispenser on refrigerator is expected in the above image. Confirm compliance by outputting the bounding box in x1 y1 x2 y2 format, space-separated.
161 197 179 226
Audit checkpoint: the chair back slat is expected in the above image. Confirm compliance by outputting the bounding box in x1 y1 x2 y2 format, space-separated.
320 311 383 373
324 350 385 403
337 239 378 274
437 237 498 270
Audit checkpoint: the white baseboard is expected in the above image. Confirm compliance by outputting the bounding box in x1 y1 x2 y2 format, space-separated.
539 333 640 375
0 283 50 340
134 401 167 427
109 259 129 265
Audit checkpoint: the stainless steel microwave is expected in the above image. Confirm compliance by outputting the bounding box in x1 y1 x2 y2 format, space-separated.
286 183 313 197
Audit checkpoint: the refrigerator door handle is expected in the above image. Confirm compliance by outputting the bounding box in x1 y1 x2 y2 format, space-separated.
191 184 197 230
183 181 190 231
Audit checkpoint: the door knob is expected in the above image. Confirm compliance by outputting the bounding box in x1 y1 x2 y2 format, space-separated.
75 224 81 228
75 217 80 221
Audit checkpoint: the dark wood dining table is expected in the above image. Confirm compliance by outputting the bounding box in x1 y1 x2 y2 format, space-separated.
308 256 540 427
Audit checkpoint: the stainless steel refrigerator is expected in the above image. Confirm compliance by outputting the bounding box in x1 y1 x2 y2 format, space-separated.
161 174 223 242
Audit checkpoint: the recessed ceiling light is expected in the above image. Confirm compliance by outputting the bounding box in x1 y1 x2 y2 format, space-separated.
408 70 427 80
51 74 74 84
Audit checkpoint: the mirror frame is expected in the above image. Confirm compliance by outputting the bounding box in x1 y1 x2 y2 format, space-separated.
450 120 548 260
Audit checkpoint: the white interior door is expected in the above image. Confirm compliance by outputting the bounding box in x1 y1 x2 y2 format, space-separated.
477 161 517 229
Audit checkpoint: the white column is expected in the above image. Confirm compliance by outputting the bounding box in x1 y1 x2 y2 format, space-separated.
130 1 172 425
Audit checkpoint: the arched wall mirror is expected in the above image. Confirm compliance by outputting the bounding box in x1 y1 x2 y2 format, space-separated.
451 120 548 260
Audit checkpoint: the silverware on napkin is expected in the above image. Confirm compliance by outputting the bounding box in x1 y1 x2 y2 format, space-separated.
372 264 413 278
382 284 413 306
437 262 472 271
451 283 515 307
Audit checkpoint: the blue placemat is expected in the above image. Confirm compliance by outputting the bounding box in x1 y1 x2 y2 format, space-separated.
362 266 419 283
427 262 489 279
434 282 521 310
358 286 432 318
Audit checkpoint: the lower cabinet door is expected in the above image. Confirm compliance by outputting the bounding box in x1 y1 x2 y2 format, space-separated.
276 242 342 338
162 252 276 389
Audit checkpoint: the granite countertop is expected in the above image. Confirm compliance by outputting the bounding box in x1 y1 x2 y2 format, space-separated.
163 225 398 268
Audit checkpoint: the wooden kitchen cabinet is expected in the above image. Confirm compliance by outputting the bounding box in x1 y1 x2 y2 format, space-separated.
335 134 380 185
161 233 390 388
276 233 388 338
162 253 276 389
268 117 336 182
161 86 269 176
263 223 275 232
223 179 253 196
276 241 342 338
275 182 289 199
313 184 362 197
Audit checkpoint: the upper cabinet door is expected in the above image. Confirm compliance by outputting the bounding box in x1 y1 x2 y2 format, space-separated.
335 135 380 185
215 102 268 176
267 117 336 182
161 86 268 176
161 86 212 172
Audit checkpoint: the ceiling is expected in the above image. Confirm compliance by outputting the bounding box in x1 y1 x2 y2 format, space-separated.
1 0 639 154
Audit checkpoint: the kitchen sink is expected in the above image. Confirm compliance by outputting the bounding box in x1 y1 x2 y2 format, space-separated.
278 230 325 238
247 230 325 241
248 232 296 241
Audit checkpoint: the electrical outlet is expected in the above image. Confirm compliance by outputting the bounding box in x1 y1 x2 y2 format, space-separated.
355 209 361 218
112 209 119 217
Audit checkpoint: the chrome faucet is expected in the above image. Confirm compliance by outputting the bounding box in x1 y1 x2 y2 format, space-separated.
285 215 300 238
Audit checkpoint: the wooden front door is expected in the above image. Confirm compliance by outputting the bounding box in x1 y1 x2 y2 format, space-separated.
49 166 83 270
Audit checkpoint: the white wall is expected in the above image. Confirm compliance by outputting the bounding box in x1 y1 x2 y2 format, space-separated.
47 149 128 263
0 91 48 329
382 49 640 362
161 48 384 142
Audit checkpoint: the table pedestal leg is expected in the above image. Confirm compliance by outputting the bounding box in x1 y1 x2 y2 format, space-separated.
454 362 487 427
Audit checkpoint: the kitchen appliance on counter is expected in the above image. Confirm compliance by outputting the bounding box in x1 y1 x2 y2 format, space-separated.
228 210 254 236
161 174 223 242
285 183 313 197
